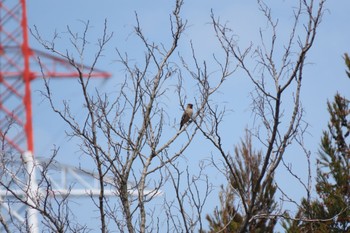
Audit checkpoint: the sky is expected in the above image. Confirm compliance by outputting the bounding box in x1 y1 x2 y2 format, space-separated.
23 0 350 231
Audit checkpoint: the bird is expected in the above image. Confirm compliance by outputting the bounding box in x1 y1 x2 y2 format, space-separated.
179 103 193 130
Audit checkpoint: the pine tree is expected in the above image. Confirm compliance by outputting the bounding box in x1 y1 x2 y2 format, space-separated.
204 133 277 233
204 185 243 233
316 94 350 231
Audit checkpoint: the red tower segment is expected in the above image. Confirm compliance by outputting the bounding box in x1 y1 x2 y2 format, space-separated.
21 0 33 153
0 0 111 155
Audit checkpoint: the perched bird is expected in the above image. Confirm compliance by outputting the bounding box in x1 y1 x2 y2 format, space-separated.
179 103 193 130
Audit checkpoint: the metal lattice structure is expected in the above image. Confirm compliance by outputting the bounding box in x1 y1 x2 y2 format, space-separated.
0 154 150 232
0 0 114 232
0 0 111 155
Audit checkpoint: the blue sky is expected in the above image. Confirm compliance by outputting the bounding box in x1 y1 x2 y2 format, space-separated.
25 0 350 231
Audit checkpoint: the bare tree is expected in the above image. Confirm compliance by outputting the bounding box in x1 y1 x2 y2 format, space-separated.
199 0 327 232
4 0 232 232
0 0 330 232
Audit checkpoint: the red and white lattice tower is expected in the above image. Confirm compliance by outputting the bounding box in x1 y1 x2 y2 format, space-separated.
0 1 111 232
0 0 110 156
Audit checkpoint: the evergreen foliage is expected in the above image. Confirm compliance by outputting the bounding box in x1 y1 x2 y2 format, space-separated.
204 133 278 233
